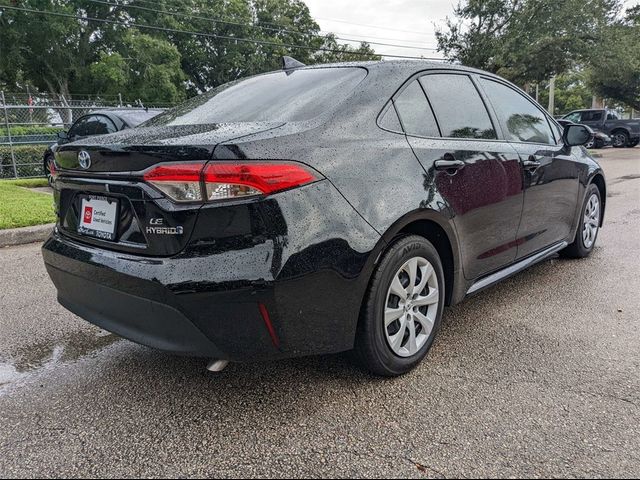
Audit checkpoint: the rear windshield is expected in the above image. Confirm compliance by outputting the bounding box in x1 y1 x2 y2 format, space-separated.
143 67 367 126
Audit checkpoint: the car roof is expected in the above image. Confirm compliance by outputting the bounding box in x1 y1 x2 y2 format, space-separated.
306 59 508 76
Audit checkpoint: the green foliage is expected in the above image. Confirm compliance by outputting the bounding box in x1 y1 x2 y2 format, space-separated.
90 33 187 103
436 0 620 85
587 9 640 110
0 0 379 102
537 71 593 115
3 178 50 188
6 126 62 136
0 145 47 178
0 181 56 229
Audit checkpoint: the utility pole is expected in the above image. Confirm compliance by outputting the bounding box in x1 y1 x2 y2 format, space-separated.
548 76 556 115
535 84 539 103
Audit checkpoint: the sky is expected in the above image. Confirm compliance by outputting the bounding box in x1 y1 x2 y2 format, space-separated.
304 0 640 59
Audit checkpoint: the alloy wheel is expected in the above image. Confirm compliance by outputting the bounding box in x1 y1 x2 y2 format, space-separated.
582 193 600 249
612 133 628 148
384 256 439 358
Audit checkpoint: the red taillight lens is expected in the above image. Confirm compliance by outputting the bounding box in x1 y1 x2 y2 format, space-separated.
203 162 318 201
143 161 319 203
143 163 205 202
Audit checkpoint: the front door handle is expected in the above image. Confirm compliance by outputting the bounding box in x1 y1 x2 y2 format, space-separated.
434 157 465 173
523 156 542 171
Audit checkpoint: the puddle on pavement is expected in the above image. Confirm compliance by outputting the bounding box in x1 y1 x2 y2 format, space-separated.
0 329 121 391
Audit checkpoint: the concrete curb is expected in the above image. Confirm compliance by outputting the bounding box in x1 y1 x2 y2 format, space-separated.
0 224 55 248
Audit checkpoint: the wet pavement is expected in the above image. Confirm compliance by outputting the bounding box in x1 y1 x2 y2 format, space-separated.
0 148 639 477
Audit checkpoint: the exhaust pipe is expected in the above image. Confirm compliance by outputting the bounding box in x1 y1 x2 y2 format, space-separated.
206 359 229 372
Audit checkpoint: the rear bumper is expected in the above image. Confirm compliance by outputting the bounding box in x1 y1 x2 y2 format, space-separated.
42 181 382 361
43 232 276 360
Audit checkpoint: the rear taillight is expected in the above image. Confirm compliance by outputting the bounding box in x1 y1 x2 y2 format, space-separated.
143 163 204 202
143 161 319 203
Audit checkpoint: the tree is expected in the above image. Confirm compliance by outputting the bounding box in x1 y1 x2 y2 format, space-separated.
436 0 620 86
587 6 640 110
0 0 380 103
89 32 187 104
535 70 593 115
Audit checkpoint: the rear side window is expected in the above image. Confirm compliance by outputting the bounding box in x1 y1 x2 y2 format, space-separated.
393 80 440 137
144 68 367 125
420 74 496 139
480 78 554 144
582 111 603 121
378 102 403 132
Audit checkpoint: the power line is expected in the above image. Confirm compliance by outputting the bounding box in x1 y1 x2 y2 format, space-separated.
0 4 444 60
321 30 438 46
314 16 439 36
82 0 439 51
123 0 438 39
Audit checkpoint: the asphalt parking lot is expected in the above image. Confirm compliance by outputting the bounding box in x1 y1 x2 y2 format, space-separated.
0 148 639 478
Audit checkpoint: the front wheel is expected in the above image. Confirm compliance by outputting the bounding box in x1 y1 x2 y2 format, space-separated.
561 184 602 258
354 235 445 377
629 138 639 148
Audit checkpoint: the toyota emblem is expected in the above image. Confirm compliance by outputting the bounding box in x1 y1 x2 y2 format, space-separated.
78 150 91 170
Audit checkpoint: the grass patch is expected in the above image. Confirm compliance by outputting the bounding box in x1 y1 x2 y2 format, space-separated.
2 178 49 188
0 181 56 229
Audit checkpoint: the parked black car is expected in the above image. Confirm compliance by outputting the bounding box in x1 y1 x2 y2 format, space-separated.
43 109 162 185
562 109 640 148
42 60 605 376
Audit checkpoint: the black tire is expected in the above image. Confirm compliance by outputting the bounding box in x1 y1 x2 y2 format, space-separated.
44 154 55 186
354 235 445 377
611 130 630 148
594 138 605 149
630 138 639 148
561 184 601 259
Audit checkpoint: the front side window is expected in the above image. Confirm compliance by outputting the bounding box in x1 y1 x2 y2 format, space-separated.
86 115 117 135
393 80 440 137
68 117 89 138
419 74 496 139
564 112 582 123
480 78 554 144
144 68 367 126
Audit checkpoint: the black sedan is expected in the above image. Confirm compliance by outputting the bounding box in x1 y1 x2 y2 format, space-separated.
43 59 605 377
43 109 162 185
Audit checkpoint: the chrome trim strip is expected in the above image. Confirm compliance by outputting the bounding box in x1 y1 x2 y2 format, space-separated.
466 241 568 295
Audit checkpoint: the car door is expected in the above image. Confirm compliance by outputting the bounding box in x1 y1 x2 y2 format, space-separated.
478 77 580 260
398 72 524 280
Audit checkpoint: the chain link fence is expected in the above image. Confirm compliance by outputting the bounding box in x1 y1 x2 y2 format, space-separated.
0 91 170 179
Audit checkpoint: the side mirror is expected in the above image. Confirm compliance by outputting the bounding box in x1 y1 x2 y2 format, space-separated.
57 131 68 141
563 124 592 147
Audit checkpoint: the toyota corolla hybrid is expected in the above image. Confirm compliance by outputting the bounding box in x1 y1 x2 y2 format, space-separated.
42 58 605 377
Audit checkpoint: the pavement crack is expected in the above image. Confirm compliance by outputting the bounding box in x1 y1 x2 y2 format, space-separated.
405 456 448 478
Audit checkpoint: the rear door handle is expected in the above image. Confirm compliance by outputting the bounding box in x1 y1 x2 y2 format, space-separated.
434 156 465 173
523 156 542 171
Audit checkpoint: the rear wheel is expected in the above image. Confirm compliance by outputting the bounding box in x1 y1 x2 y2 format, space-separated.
355 235 445 377
611 130 630 148
629 138 639 148
561 184 601 258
